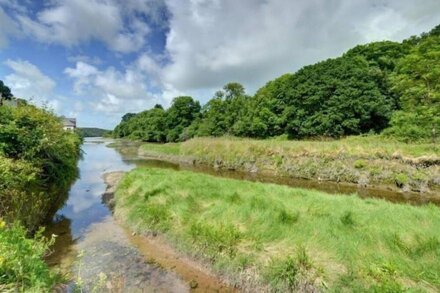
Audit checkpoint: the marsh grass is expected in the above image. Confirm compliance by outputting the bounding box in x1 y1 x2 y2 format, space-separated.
115 168 440 291
139 142 181 156
180 135 439 159
139 135 440 191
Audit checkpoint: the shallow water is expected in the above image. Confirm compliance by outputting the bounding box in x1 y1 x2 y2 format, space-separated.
45 138 192 292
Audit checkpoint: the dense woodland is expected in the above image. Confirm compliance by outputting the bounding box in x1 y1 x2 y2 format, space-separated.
113 25 440 143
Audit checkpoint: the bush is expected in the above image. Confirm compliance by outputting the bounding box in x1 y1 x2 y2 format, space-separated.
0 220 58 291
0 104 81 230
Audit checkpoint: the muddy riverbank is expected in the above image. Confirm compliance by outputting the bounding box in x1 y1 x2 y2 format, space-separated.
104 172 236 292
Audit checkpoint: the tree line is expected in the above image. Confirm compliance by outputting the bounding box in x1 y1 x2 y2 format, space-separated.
113 24 437 142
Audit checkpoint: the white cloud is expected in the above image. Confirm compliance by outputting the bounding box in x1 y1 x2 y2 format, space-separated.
64 58 165 115
162 0 440 93
4 59 56 101
16 0 152 53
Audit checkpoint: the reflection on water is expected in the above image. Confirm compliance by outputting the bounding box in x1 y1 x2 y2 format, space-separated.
46 138 189 291
49 138 135 239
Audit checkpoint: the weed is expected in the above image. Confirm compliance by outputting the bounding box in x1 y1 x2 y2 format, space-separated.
340 211 356 226
277 209 299 225
394 173 409 188
189 222 241 257
268 256 299 291
0 221 59 291
354 159 367 169
296 246 312 270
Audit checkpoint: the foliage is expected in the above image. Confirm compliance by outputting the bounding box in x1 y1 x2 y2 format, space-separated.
196 82 250 137
113 96 200 142
252 56 397 138
77 127 111 138
115 167 440 291
384 36 440 141
0 103 82 230
165 96 201 141
0 220 58 292
0 80 13 101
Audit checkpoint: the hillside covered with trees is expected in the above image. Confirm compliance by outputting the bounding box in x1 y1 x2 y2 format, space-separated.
113 24 440 143
77 127 111 138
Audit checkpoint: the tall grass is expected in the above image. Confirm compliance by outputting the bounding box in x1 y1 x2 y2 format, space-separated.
181 135 439 161
115 167 440 291
139 135 440 192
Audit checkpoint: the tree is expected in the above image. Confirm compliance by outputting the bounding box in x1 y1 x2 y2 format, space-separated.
196 82 250 137
121 113 136 122
166 96 201 141
0 80 13 101
385 36 440 141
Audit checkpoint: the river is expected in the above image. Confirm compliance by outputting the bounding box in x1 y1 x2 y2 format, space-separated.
45 138 231 292
45 137 438 292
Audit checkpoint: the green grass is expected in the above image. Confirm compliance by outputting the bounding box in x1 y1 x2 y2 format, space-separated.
138 135 440 191
139 135 440 160
115 167 440 291
142 143 180 155
139 142 181 156
181 135 439 161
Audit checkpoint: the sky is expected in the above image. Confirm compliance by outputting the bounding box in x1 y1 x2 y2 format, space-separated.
0 0 439 128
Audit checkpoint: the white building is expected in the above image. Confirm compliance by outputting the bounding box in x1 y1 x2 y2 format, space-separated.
62 117 77 131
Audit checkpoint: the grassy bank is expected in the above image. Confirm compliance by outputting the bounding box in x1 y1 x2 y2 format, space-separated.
139 136 440 193
115 167 440 291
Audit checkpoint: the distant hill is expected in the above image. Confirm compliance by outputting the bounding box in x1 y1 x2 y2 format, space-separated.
77 127 111 137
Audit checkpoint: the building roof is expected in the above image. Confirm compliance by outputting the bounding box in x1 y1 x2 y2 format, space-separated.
62 117 77 127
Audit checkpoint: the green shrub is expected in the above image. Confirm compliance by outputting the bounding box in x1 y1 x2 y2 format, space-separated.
395 173 409 188
0 220 58 291
0 104 81 230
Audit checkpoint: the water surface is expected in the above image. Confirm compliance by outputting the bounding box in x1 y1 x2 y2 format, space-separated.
45 138 189 291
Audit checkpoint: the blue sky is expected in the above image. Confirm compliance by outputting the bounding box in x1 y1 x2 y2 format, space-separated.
0 0 439 128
